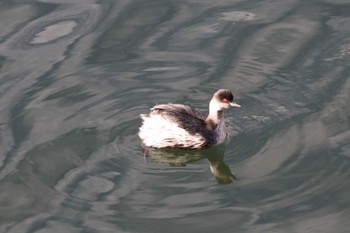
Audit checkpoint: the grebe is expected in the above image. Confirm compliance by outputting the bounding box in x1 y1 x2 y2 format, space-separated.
138 89 241 149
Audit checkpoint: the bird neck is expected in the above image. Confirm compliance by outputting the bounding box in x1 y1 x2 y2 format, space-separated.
208 99 224 120
205 110 224 131
206 99 225 131
208 110 223 120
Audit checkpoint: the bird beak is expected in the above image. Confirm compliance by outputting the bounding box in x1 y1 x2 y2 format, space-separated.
229 102 241 108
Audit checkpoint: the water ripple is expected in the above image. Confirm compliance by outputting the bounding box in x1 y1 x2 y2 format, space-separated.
1 0 350 233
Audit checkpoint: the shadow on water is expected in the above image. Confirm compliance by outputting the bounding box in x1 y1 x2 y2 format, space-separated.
147 143 236 184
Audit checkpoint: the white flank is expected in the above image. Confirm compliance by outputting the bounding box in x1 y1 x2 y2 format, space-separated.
138 114 205 149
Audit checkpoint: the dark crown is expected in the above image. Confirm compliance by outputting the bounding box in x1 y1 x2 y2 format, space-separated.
215 89 234 102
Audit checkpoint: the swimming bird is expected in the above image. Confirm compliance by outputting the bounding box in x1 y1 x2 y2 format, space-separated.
138 89 241 149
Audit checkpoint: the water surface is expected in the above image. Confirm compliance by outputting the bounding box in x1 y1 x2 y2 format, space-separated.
1 0 350 232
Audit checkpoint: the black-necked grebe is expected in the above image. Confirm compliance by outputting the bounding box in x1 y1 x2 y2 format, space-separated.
138 89 241 149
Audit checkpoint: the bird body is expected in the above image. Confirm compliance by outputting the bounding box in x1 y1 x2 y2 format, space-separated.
138 89 240 149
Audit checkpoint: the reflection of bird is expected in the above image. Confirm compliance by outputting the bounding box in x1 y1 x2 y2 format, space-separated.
206 151 237 184
147 143 236 184
139 89 241 149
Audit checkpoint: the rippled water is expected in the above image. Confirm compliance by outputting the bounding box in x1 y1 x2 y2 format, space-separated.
1 0 350 232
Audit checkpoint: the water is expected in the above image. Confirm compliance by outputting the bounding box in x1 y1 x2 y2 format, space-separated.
1 0 350 232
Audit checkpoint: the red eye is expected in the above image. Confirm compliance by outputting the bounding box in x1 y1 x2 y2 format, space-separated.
223 98 228 103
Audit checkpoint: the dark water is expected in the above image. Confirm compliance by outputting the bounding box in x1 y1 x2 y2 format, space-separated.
1 0 350 232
